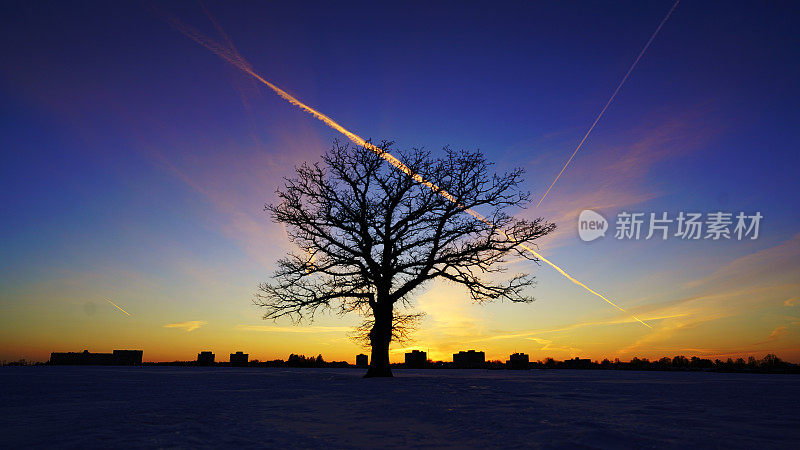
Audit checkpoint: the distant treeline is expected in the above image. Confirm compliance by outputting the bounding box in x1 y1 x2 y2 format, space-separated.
445 354 797 373
394 354 799 373
504 354 799 374
3 353 798 373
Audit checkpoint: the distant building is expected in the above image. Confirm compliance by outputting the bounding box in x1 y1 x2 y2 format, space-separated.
563 357 592 369
49 349 142 365
197 351 215 365
230 351 248 366
355 354 368 367
453 350 485 369
507 353 530 370
405 350 427 369
112 350 143 365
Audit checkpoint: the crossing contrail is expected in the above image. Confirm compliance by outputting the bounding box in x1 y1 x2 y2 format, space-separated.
166 13 652 328
536 0 680 207
106 298 131 316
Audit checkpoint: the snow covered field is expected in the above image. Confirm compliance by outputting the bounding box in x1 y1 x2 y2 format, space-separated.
1 367 798 448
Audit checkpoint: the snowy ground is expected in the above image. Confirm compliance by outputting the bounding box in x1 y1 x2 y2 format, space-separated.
1 367 798 448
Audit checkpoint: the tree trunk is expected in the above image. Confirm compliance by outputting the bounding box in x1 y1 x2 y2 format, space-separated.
364 303 393 378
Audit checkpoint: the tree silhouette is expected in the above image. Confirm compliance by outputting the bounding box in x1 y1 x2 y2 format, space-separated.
255 141 555 377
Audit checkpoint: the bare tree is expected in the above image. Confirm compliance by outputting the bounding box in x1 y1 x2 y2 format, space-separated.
256 140 555 377
349 312 426 349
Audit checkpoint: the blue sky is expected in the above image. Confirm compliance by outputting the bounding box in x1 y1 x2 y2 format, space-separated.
1 1 798 362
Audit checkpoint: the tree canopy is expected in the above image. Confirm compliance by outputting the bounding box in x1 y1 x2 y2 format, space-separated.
256 140 555 376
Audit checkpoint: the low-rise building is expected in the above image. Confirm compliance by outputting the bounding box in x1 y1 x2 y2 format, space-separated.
49 349 142 365
197 351 215 365
453 350 485 369
230 351 248 366
562 357 592 369
405 350 427 369
507 352 530 370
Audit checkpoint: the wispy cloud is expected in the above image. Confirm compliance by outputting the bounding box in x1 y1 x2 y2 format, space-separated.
467 312 688 344
164 320 208 332
527 109 719 248
687 234 800 291
473 233 800 360
754 326 788 345
236 324 351 333
615 283 799 356
525 337 582 357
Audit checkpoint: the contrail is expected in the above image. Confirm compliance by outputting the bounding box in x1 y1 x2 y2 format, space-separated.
167 15 651 328
106 299 131 316
536 0 680 207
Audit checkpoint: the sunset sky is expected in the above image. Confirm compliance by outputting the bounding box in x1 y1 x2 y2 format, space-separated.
1 1 798 364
